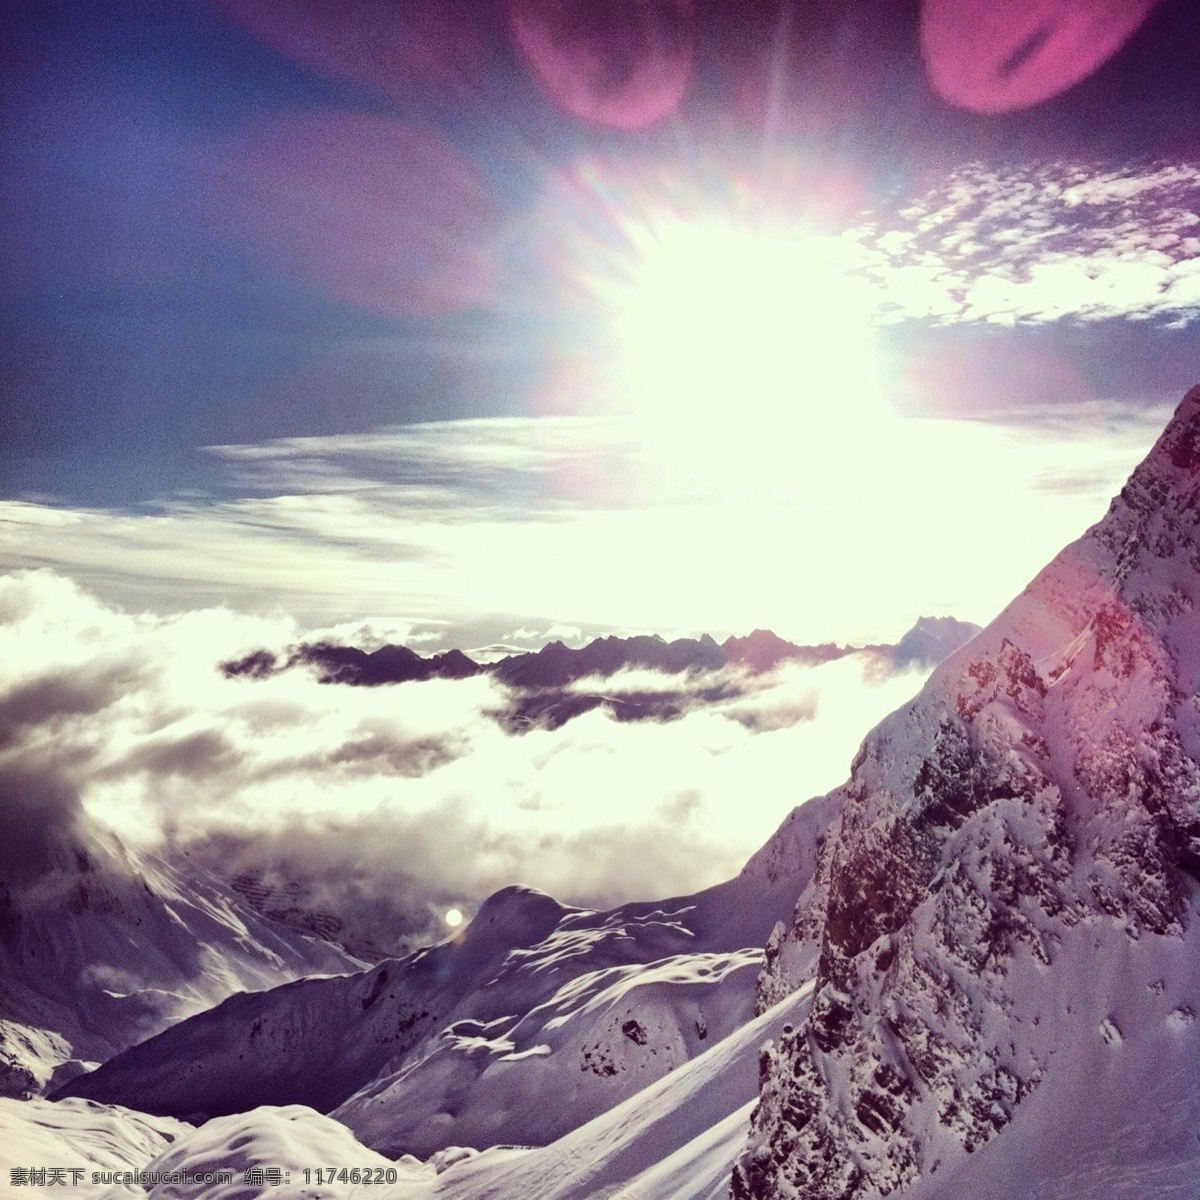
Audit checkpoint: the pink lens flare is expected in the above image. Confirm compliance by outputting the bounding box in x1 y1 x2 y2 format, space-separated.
505 0 697 129
920 0 1158 114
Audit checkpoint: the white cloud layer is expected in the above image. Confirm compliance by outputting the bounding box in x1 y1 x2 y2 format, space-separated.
0 570 934 954
0 402 1166 648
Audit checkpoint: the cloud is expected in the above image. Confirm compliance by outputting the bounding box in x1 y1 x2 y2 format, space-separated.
179 816 476 960
489 674 741 734
207 416 637 514
118 729 241 781
1032 466 1123 497
0 665 143 751
178 801 736 960
853 162 1200 327
0 570 936 957
0 764 83 883
722 691 818 734
0 391 1170 648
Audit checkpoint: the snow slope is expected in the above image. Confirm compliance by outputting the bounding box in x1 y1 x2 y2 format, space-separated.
427 984 813 1200
2 985 811 1200
0 1097 192 1198
334 947 760 1157
734 384 1200 1198
57 792 838 1155
1 814 359 1100
905 904 1200 1200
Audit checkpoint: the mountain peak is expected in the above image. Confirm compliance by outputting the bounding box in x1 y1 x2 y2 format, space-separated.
734 386 1200 1200
1101 383 1200 531
722 629 851 674
890 615 981 670
1147 382 1200 474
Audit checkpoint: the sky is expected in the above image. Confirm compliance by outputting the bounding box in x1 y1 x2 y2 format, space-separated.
3 0 1200 938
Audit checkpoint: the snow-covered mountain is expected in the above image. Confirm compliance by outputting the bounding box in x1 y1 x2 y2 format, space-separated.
12 389 1200 1199
721 630 854 674
0 811 359 1101
491 634 728 688
884 615 984 672
4 978 812 1200
733 384 1200 1198
55 793 840 1156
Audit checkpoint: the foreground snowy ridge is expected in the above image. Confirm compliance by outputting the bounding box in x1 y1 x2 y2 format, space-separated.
2 983 814 1200
734 385 1200 1198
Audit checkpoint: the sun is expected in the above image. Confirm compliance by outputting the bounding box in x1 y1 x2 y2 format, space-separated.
607 218 886 442
540 159 904 510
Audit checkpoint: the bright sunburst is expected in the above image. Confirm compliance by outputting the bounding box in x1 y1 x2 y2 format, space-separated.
539 156 913 521
610 219 884 441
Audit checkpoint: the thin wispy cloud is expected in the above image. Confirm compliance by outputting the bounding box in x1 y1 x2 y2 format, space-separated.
209 416 641 512
0 404 1164 645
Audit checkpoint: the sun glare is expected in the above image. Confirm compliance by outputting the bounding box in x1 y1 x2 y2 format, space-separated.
610 220 885 442
540 161 928 571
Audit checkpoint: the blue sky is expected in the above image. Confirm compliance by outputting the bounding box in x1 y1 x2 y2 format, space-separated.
4 1 1200 506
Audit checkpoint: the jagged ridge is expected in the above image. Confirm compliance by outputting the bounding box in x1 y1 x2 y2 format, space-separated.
733 386 1200 1199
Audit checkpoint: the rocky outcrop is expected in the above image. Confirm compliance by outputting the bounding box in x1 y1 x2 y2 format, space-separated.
734 386 1200 1199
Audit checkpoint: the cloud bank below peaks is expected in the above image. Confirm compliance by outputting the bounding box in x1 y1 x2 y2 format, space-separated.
0 570 973 958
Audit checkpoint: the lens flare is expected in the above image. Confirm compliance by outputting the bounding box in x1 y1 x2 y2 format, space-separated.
506 0 697 129
920 0 1157 114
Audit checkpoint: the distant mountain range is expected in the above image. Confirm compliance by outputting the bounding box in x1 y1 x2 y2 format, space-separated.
221 617 983 732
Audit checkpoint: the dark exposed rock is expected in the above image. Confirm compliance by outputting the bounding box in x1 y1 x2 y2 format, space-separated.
621 1018 648 1045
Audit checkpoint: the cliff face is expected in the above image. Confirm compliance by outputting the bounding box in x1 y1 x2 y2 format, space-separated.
734 387 1200 1199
